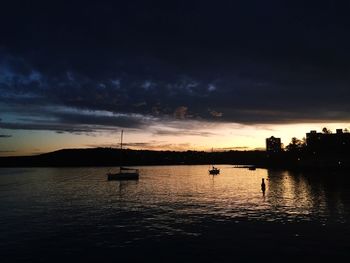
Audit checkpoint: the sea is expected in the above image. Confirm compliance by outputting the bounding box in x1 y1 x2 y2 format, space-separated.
0 165 349 262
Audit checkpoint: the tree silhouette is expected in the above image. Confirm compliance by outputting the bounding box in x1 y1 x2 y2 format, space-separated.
286 137 306 152
322 127 332 134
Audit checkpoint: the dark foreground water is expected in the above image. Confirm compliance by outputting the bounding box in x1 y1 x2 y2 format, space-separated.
1 165 350 262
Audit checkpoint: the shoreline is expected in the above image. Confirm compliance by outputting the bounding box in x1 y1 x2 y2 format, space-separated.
1 147 350 172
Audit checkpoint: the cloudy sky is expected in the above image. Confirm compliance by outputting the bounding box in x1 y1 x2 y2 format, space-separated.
1 0 350 155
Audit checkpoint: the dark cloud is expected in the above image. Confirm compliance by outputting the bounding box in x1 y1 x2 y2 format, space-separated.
86 141 165 148
53 111 149 129
1 0 350 134
0 121 93 133
0 107 151 133
173 106 188 120
86 141 194 151
0 134 12 138
153 129 216 137
216 146 250 151
209 109 223 118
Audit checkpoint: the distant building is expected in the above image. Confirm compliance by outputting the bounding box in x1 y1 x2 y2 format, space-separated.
306 129 350 153
266 136 282 153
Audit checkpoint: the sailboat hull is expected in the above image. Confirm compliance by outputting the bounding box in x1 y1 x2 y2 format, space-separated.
106 130 140 181
209 169 220 175
107 172 139 181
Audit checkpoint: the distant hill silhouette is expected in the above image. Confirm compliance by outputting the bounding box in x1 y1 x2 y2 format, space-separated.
2 147 350 170
0 148 266 167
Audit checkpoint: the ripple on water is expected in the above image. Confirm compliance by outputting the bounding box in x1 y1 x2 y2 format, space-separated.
1 166 350 260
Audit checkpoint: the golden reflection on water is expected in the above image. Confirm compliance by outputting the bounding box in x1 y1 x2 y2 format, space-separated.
0 166 347 224
117 165 345 222
1 166 350 262
267 170 325 218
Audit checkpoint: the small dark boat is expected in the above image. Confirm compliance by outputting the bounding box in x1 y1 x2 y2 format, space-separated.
107 167 139 181
208 148 220 175
209 166 220 175
248 166 256 170
107 130 140 181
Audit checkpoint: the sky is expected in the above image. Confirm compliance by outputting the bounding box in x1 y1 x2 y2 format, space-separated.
1 0 350 155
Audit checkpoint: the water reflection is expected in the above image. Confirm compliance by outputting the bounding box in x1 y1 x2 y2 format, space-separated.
116 181 139 196
267 170 321 220
1 166 349 226
1 166 350 261
98 165 349 224
268 169 350 223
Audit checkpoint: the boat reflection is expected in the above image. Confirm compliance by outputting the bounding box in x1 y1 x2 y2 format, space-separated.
1 166 348 226
1 166 349 262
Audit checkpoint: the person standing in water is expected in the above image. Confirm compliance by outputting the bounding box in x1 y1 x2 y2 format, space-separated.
261 178 266 194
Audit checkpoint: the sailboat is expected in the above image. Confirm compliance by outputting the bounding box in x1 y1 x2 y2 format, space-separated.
209 165 220 175
208 148 220 175
107 130 140 181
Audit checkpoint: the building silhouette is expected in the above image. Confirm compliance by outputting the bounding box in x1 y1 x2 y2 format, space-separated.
266 136 282 153
306 129 350 153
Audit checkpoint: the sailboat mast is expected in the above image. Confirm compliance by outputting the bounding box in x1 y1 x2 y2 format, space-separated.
119 130 123 170
120 129 123 151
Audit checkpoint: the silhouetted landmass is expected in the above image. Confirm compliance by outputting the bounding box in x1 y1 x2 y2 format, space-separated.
0 148 265 167
1 146 350 170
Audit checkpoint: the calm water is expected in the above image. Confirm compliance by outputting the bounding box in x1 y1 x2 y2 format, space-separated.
1 165 350 262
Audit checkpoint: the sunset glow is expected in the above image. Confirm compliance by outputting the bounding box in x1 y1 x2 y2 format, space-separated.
1 122 350 156
1 1 350 156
